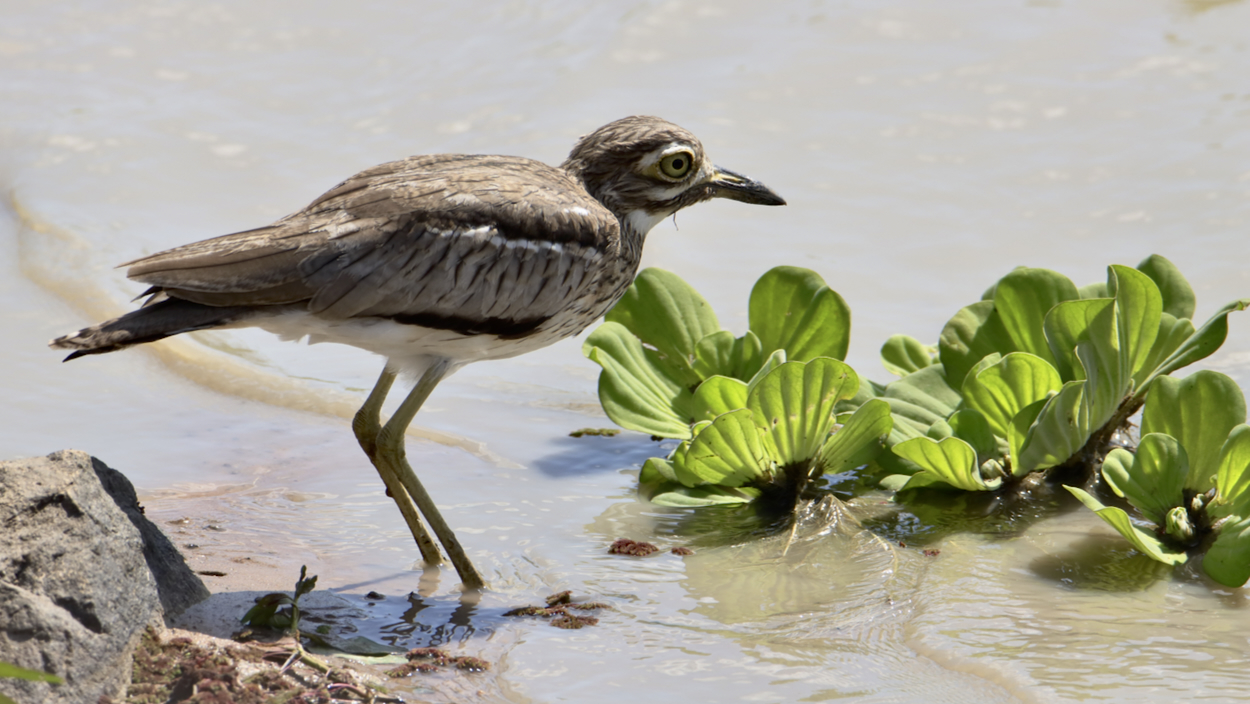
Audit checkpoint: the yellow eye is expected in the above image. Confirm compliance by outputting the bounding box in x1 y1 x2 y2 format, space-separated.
659 151 694 179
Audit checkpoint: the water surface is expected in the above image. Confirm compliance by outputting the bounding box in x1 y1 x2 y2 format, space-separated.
3 1 1249 702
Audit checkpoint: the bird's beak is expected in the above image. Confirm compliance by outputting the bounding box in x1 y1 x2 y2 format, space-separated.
707 166 787 206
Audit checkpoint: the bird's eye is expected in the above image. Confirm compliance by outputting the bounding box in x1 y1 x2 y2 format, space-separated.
659 151 694 179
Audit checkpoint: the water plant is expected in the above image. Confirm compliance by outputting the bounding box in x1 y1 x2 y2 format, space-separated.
1065 371 1250 587
240 565 329 674
583 266 851 439
862 255 1249 493
638 356 892 508
583 256 1250 585
583 267 890 509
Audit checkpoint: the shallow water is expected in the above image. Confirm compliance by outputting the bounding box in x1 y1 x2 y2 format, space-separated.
3 1 1250 702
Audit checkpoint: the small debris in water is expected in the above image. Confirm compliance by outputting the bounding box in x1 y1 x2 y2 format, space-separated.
898 541 906 548
569 427 621 437
387 647 490 677
504 592 613 627
923 549 941 557
503 605 549 617
609 538 659 556
671 546 694 556
550 613 599 629
454 656 490 672
545 590 573 606
567 602 612 611
365 591 385 600
196 570 227 577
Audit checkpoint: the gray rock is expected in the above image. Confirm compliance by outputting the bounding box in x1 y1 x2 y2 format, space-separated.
0 450 209 704
91 456 210 620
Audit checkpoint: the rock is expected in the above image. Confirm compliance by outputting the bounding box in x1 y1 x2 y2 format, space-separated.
92 456 210 620
0 450 209 704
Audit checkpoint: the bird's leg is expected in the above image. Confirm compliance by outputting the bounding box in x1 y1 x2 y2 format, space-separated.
353 366 443 567
375 358 486 591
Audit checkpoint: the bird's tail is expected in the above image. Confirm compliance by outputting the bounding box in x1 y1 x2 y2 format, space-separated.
50 296 256 361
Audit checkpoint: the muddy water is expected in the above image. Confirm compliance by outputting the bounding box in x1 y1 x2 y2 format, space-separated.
3 1 1249 702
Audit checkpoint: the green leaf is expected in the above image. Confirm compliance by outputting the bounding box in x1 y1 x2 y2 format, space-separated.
745 348 788 394
939 300 1014 393
1073 300 1130 430
1213 424 1250 519
640 456 680 485
605 268 720 386
879 474 912 492
691 330 737 380
883 364 963 424
1044 298 1125 392
946 408 998 460
993 266 1080 368
691 375 749 422
1141 371 1247 492
683 408 770 487
1078 281 1109 299
1109 265 1162 380
893 436 996 491
881 334 936 377
1203 515 1250 587
1064 487 1188 565
1132 313 1194 389
0 662 63 685
748 266 850 363
1164 506 1197 543
748 358 859 466
1007 397 1048 475
1041 297 1129 441
583 322 694 438
1015 380 1085 473
305 634 406 656
869 364 964 458
962 352 1062 440
960 352 1003 391
817 398 893 475
649 484 760 507
1139 298 1250 390
693 330 764 381
1101 437 1187 525
926 418 953 440
1136 254 1196 320
294 565 317 599
664 438 706 488
1015 293 1128 474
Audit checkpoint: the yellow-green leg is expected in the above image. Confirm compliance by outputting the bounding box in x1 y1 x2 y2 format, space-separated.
369 359 486 591
352 366 442 567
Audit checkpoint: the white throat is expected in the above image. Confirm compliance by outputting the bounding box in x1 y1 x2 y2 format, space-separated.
623 208 668 236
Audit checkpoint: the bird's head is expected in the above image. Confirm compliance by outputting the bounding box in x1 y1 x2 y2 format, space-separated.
561 116 786 236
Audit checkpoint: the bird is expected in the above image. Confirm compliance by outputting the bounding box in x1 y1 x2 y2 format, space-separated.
50 115 786 590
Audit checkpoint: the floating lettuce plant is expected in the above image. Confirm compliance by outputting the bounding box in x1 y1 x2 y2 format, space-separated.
860 255 1248 493
1065 371 1250 587
583 266 851 439
638 356 892 508
584 267 890 509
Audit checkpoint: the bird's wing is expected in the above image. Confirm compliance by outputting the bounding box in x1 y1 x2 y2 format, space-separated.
125 155 622 332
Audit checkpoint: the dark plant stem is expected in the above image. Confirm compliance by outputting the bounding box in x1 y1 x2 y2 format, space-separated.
1046 394 1144 487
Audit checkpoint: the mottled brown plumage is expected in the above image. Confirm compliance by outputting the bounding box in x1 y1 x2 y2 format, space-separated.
51 116 785 590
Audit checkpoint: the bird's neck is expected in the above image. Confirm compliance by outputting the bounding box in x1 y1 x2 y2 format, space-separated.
562 158 654 261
